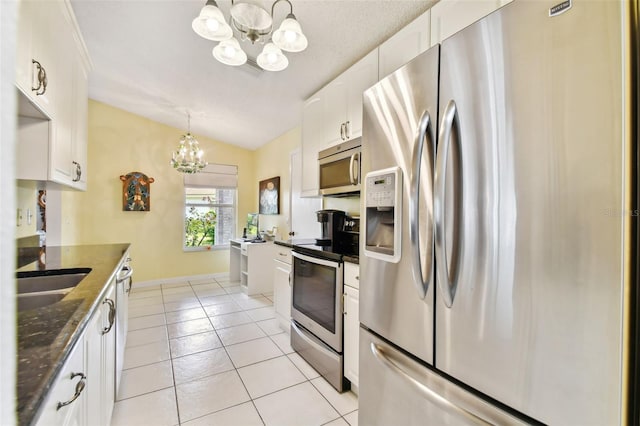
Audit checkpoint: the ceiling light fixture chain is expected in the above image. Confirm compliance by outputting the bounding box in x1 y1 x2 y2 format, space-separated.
171 112 208 174
192 0 308 71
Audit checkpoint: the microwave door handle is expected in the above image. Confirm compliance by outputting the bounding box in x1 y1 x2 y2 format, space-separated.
349 152 359 185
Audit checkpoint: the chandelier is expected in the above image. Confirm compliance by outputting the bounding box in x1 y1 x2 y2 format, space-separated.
192 0 308 72
171 114 208 174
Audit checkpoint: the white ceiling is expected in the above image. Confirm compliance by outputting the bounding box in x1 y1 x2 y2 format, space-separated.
70 0 433 150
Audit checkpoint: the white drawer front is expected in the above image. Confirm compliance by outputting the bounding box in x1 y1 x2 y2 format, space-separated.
344 262 359 289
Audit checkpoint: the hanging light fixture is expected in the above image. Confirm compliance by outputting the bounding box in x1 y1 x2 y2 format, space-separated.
192 0 307 72
257 42 288 71
171 114 208 174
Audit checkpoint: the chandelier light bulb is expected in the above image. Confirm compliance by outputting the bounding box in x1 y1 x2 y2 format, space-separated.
192 0 233 41
284 30 297 43
272 14 307 52
213 38 248 66
206 18 220 32
257 42 288 71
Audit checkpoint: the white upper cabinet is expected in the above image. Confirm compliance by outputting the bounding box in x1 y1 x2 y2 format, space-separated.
16 0 90 190
324 49 378 147
378 10 431 79
301 93 324 197
430 0 514 46
71 53 89 190
301 50 378 197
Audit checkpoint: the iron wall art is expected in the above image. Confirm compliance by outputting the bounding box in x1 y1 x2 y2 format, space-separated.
120 172 155 211
259 176 280 215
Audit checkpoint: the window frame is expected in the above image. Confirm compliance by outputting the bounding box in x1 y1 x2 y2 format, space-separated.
182 186 237 252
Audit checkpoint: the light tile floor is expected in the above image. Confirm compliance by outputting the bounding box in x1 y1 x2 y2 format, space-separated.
111 276 358 426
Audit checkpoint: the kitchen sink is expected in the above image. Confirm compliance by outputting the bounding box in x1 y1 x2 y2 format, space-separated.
17 292 68 312
17 268 91 294
16 268 91 311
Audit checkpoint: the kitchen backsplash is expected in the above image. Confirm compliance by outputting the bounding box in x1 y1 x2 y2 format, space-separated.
323 195 361 218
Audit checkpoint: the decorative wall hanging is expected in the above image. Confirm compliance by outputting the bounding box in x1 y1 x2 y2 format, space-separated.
37 190 46 231
259 176 280 215
120 172 155 211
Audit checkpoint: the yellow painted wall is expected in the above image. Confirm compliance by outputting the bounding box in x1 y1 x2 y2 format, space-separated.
323 196 361 218
253 127 301 240
63 100 257 282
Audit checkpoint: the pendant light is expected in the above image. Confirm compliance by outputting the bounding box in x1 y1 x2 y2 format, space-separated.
171 114 208 174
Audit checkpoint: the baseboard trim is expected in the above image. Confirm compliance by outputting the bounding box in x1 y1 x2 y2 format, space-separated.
132 272 231 289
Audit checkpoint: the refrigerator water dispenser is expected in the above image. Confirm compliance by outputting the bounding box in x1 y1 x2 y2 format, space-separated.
363 167 402 263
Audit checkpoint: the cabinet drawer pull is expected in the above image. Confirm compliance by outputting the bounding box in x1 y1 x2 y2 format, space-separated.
56 372 86 410
102 298 116 335
32 59 47 96
72 161 82 182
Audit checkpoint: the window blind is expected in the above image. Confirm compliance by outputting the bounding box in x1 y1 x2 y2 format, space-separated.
183 164 238 188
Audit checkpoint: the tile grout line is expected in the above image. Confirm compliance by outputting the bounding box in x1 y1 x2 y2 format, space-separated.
123 277 357 426
161 282 183 426
184 277 269 426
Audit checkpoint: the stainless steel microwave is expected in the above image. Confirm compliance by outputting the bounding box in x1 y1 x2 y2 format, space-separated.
318 138 361 196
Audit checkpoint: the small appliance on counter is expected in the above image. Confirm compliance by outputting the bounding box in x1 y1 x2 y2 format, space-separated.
315 209 346 246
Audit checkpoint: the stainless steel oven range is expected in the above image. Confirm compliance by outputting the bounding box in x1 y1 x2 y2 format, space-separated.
290 247 349 392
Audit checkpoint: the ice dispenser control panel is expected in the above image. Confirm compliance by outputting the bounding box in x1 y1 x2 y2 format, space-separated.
364 167 402 263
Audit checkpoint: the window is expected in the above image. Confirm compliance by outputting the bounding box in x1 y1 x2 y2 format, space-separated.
183 164 238 251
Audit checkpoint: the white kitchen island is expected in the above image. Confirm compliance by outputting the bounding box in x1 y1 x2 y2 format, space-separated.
229 238 274 295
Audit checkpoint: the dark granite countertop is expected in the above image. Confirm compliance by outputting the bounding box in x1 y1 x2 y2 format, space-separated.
274 238 317 248
343 255 359 265
16 243 130 426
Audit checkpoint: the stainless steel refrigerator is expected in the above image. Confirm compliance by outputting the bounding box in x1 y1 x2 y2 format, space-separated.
359 0 637 424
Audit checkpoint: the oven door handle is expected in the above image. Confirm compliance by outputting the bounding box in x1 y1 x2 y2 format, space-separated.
292 251 342 269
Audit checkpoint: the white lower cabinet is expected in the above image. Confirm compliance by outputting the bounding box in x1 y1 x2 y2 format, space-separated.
84 281 117 426
273 246 292 332
35 263 123 426
343 262 360 390
35 338 86 426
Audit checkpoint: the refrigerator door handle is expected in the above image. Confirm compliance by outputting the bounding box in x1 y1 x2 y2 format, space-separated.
435 100 460 308
370 342 491 425
409 110 434 299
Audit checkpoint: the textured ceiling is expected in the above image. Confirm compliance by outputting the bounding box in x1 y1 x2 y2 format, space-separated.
70 0 433 150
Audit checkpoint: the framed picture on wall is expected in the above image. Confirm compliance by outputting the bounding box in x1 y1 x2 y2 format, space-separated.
259 176 280 215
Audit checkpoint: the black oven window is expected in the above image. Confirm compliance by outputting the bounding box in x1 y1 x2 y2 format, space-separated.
293 258 336 333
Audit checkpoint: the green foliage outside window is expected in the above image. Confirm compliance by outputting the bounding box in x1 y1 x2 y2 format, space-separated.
185 206 217 247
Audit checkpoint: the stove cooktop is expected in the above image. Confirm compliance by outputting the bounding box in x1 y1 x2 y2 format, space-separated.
292 240 358 263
